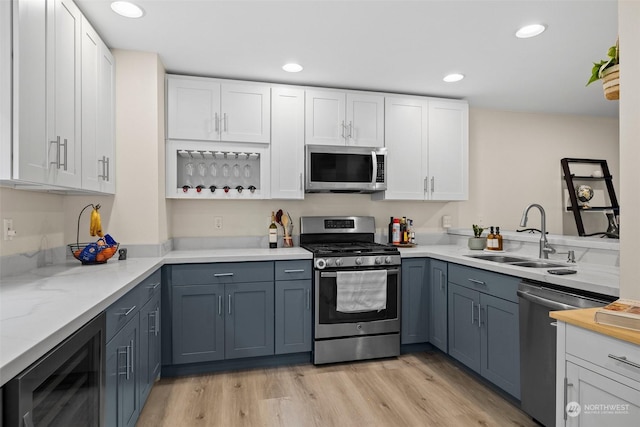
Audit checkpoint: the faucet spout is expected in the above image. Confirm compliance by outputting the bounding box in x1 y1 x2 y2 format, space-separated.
520 203 553 259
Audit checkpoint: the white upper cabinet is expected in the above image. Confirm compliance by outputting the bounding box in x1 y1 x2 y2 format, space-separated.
305 89 384 147
167 75 270 143
428 100 469 200
81 16 115 193
374 96 468 201
270 86 304 199
46 0 82 188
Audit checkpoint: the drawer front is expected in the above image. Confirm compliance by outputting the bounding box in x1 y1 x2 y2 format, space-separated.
275 260 312 281
448 263 519 303
140 269 162 303
106 286 141 342
566 324 640 384
171 262 274 285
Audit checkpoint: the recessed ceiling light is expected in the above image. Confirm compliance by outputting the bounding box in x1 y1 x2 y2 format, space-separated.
443 73 464 83
515 24 546 39
282 63 303 73
111 1 144 18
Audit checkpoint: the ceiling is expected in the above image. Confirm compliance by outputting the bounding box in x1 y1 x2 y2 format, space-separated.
76 0 619 117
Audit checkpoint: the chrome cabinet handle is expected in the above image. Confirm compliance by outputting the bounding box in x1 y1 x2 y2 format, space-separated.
470 301 475 324
228 294 232 315
468 278 486 286
104 156 110 181
608 354 640 369
214 272 234 277
478 305 483 328
284 269 305 273
341 120 346 139
424 177 428 192
50 136 61 168
23 411 34 427
147 282 160 290
61 138 68 171
550 321 558 327
306 289 310 310
155 308 160 336
129 339 134 374
120 306 136 317
218 295 222 316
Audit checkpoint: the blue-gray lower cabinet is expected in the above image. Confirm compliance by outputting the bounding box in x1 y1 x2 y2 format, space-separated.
225 282 275 359
172 284 225 364
106 314 140 427
401 258 429 344
275 280 312 354
428 259 448 352
139 290 161 405
447 263 520 398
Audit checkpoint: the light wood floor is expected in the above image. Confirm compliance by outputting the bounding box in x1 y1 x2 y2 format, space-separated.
137 351 537 427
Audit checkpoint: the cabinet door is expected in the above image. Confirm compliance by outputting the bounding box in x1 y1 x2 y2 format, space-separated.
46 0 82 188
13 0 48 183
480 293 520 398
275 280 311 354
565 361 640 427
139 292 161 407
270 86 304 199
429 259 448 352
225 282 275 359
106 314 140 427
428 100 468 200
81 17 115 193
167 76 221 141
172 284 225 364
401 258 429 344
447 282 481 372
220 82 270 143
381 97 428 200
346 92 384 147
305 89 346 145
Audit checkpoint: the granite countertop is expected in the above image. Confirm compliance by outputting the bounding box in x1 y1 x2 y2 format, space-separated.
0 244 618 387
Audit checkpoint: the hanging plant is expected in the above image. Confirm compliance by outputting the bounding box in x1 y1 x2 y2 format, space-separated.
586 41 619 100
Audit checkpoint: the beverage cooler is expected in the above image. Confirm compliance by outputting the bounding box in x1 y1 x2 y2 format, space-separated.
166 141 270 198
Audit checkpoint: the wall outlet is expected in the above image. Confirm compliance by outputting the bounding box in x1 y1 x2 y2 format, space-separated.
3 218 16 240
214 216 223 230
442 215 452 229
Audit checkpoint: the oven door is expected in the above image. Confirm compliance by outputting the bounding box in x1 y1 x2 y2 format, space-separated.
314 266 400 339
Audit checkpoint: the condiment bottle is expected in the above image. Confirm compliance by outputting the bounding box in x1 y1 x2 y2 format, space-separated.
496 226 503 251
487 226 495 250
392 218 401 244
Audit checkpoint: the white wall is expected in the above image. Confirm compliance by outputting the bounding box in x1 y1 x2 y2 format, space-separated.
618 1 640 299
458 109 619 234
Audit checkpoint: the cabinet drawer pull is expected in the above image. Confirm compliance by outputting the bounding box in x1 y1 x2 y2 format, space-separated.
120 306 136 317
284 269 305 273
470 301 475 324
608 354 640 369
306 289 310 310
218 295 222 316
147 282 160 290
468 278 486 286
228 294 232 315
214 272 234 277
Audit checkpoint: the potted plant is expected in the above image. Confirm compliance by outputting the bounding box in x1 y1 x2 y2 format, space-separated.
468 224 486 250
586 42 619 100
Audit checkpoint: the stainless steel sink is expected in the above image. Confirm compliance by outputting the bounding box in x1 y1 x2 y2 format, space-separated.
466 254 529 263
509 261 566 269
465 254 566 268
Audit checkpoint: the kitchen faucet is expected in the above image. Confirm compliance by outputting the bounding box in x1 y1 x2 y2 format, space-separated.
520 203 556 259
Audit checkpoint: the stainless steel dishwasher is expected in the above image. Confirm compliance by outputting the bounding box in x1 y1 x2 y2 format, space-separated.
517 280 615 427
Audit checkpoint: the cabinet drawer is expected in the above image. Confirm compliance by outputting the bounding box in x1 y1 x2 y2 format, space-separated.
566 324 640 384
139 269 161 304
448 263 519 303
275 260 312 281
106 286 141 342
171 262 274 285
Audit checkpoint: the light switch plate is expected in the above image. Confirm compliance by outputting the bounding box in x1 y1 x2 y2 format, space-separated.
3 218 14 240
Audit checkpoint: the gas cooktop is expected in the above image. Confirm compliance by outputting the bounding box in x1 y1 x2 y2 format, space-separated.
302 242 398 255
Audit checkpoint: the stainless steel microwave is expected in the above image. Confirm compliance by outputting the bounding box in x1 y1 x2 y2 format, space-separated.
305 145 387 193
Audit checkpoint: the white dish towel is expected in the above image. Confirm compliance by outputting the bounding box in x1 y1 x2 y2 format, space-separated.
336 270 388 313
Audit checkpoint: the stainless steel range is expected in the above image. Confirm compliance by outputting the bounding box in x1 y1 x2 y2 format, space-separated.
300 216 401 365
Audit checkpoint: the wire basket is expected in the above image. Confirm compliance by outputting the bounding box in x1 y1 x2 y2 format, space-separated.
68 203 119 265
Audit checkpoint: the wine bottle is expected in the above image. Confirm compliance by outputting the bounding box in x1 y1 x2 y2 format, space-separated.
269 211 278 248
388 217 394 244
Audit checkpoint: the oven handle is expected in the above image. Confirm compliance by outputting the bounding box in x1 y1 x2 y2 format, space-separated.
320 268 399 278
